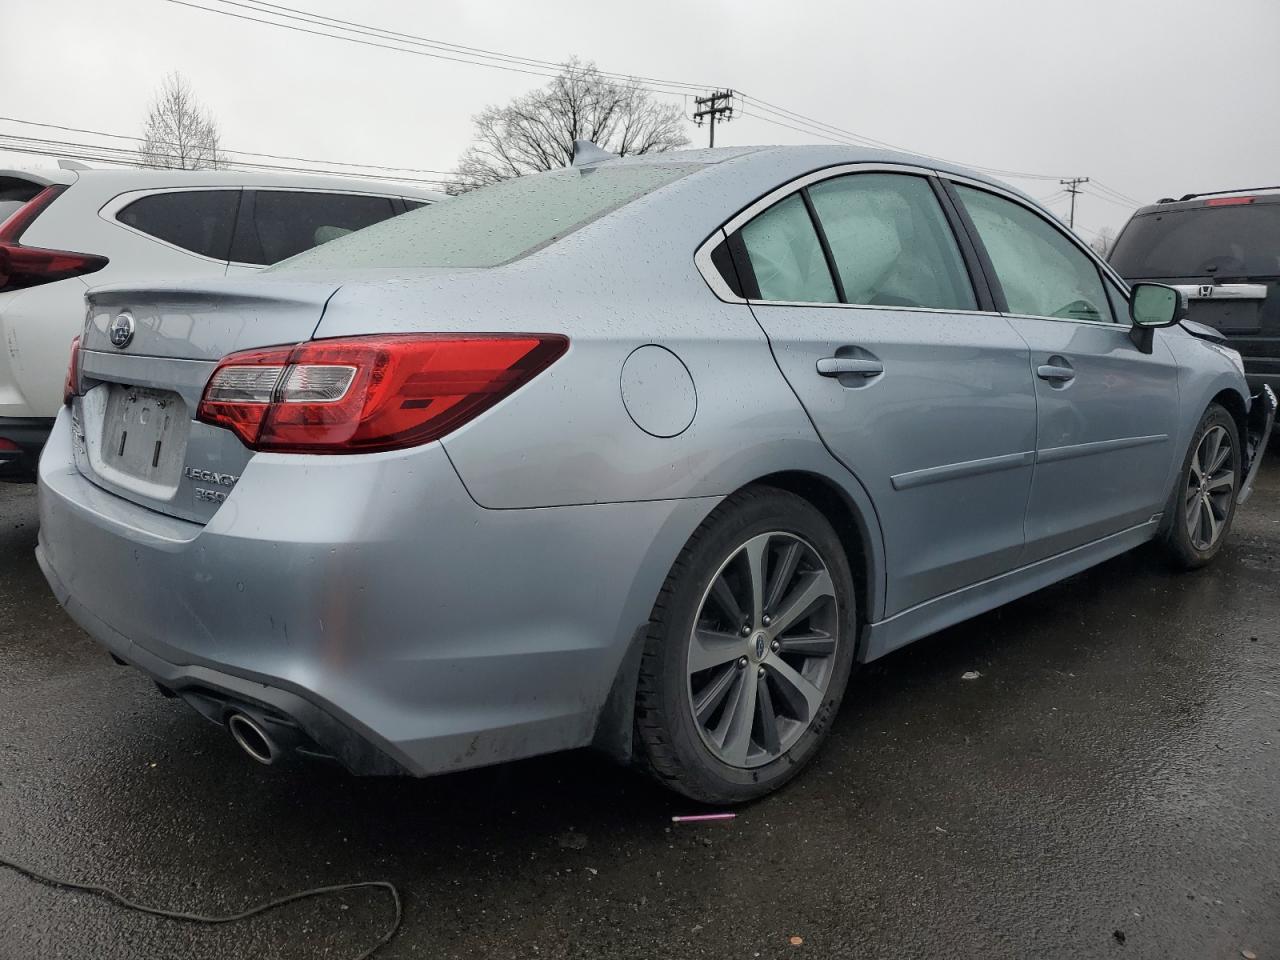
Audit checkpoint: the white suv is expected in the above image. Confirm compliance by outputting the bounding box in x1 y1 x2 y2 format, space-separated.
0 166 444 477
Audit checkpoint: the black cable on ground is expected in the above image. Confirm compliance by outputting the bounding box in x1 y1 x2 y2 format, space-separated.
0 854 402 960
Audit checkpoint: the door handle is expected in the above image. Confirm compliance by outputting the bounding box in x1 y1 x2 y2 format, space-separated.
1036 363 1075 382
816 357 884 378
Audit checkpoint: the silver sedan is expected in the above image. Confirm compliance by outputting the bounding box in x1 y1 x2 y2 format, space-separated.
38 144 1274 802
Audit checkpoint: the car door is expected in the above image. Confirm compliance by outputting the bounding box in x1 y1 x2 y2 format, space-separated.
226 189 401 274
947 182 1180 563
729 167 1039 616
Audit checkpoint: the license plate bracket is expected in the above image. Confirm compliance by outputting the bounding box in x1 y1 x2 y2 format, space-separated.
100 385 190 488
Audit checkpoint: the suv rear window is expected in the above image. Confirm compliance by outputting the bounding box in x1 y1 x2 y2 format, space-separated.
117 190 239 261
274 164 698 271
1110 202 1280 278
0 177 44 227
233 191 399 265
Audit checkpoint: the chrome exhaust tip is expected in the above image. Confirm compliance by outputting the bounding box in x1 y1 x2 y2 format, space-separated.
227 712 277 765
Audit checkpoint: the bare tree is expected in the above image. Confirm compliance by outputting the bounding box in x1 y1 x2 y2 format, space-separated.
1090 227 1116 258
138 73 223 170
451 59 690 192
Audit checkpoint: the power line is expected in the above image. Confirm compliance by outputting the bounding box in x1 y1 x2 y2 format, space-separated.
0 115 459 177
162 0 1081 186
1081 187 1138 210
232 0 715 95
1088 180 1142 206
0 133 457 186
165 0 701 99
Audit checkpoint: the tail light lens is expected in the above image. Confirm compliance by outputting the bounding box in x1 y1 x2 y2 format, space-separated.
0 185 108 293
198 333 568 454
63 336 81 406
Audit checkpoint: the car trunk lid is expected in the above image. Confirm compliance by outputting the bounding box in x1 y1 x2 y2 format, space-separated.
73 279 339 523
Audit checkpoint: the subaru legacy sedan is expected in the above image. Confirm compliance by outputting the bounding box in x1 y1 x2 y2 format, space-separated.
38 145 1274 803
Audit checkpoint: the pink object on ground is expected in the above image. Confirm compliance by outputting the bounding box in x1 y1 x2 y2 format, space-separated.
671 813 737 823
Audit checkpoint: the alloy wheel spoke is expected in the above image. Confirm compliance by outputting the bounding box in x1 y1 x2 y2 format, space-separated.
1205 501 1221 545
689 627 746 674
694 663 740 725
765 658 824 722
1207 469 1235 492
1188 457 1204 484
1201 429 1222 479
1208 433 1232 475
767 569 835 639
1186 496 1203 543
743 535 770 628
755 674 782 756
709 575 744 626
714 667 759 766
763 540 802 615
777 631 837 658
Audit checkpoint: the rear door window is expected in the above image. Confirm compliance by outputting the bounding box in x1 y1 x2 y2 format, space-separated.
807 173 976 310
116 190 240 261
955 186 1114 323
235 191 398 265
739 193 838 303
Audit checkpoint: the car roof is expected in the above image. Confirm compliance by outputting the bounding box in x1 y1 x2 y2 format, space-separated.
0 164 446 200
586 142 1041 204
1132 187 1280 216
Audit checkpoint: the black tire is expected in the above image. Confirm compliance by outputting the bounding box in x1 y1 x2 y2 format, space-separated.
1159 403 1241 569
633 486 857 804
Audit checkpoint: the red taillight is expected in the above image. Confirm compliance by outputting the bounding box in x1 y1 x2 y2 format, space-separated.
63 336 81 405
0 185 108 293
1205 196 1255 206
197 334 569 454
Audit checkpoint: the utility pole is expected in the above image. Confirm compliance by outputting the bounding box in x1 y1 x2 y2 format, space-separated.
1059 176 1089 229
693 90 734 148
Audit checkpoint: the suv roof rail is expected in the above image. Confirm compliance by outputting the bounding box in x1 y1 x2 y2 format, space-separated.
1166 185 1280 203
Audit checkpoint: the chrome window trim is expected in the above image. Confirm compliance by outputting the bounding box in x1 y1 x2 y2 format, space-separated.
694 162 942 306
942 173 1135 327
692 228 739 302
692 161 1136 322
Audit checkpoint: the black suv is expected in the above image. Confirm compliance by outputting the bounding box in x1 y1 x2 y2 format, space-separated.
1109 188 1279 396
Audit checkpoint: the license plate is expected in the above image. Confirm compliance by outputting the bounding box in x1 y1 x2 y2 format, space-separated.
100 385 188 485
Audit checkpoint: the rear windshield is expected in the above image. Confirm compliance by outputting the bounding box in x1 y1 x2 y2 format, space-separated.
0 178 43 228
272 163 697 271
1110 202 1280 278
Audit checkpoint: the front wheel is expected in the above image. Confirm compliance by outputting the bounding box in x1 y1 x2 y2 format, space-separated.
1160 403 1241 569
633 487 856 804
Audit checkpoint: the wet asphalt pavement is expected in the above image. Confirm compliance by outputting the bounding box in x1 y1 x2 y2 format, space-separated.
1 468 1277 960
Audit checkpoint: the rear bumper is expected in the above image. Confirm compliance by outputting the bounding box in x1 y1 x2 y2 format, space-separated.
37 547 407 775
36 409 716 776
1240 385 1277 504
0 416 54 481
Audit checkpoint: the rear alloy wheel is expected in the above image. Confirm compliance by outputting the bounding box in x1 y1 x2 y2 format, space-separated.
634 488 856 803
1161 404 1241 568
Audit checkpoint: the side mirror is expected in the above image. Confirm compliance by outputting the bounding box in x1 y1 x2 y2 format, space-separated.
1128 282 1184 353
1130 282 1184 327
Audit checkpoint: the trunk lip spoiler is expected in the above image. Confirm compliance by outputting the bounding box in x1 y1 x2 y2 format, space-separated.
1239 384 1276 505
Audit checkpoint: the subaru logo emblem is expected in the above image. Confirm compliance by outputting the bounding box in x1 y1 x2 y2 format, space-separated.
755 634 766 659
109 312 135 349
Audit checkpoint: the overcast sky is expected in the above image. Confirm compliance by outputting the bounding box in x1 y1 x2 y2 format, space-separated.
4 0 1279 241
